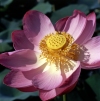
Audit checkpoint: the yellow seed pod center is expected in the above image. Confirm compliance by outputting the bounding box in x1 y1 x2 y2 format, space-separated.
46 34 66 49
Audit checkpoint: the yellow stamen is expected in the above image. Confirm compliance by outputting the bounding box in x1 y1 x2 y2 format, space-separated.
39 32 80 71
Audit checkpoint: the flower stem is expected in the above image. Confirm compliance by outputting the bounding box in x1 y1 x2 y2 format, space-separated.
52 5 55 12
63 94 67 101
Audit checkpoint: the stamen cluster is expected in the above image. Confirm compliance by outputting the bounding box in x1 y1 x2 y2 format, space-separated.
39 32 80 71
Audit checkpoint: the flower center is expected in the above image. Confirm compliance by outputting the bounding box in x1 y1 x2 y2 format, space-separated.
39 32 80 71
46 34 66 49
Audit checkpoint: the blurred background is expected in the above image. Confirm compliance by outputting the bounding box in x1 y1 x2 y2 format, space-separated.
0 0 100 101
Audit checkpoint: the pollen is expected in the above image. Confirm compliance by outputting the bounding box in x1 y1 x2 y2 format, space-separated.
39 32 80 72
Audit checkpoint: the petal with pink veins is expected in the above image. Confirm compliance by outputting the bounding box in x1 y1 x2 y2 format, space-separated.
12 30 34 50
75 12 96 45
0 49 46 71
55 17 69 31
80 36 100 69
32 61 80 90
40 83 77 101
23 63 47 80
32 63 62 90
23 10 55 46
81 64 100 69
17 86 38 92
65 10 86 41
55 10 86 41
4 70 32 88
39 65 81 101
61 61 80 86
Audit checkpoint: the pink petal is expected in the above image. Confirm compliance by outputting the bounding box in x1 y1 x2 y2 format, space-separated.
75 12 96 45
40 83 77 101
55 10 86 41
55 17 69 31
17 86 38 92
12 30 34 50
4 70 32 88
32 64 63 90
32 61 80 90
0 49 45 71
23 10 55 46
39 65 81 101
66 10 86 41
79 36 100 69
34 45 41 53
23 63 47 80
81 64 100 69
61 61 80 86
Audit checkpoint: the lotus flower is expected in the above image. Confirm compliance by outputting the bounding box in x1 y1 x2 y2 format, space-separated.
0 10 100 101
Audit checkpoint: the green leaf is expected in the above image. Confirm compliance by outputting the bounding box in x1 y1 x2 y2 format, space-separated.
1 19 21 39
67 90 83 101
0 19 21 52
97 32 100 36
0 69 39 101
97 13 100 19
78 0 99 9
0 42 12 53
0 0 13 6
51 4 89 23
32 2 52 14
86 73 100 101
7 21 21 38
0 30 12 42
